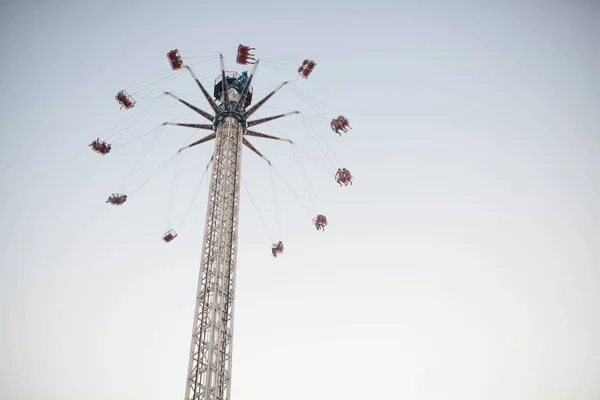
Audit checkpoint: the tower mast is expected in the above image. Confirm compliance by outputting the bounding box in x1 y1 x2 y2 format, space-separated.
185 115 243 400
179 56 295 400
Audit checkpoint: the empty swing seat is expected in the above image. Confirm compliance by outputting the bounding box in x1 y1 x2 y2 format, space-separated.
162 229 178 243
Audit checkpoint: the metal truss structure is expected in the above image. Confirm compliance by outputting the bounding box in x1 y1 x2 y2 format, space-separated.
162 56 296 400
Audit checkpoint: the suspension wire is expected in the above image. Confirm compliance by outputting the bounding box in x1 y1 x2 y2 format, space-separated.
268 165 281 239
290 145 320 211
219 45 237 54
133 72 185 101
259 63 295 73
129 92 168 107
298 110 329 124
182 54 221 60
270 165 315 219
250 76 302 96
127 124 202 196
289 82 342 116
129 72 182 99
296 114 341 168
287 85 329 120
260 61 301 67
117 127 162 193
129 153 176 196
104 95 164 142
121 129 165 194
114 108 198 150
108 94 166 143
259 57 300 61
259 58 301 64
254 82 287 94
167 154 182 228
262 105 322 119
303 114 343 165
291 142 336 176
178 156 212 232
185 56 220 67
125 69 178 92
241 175 273 243
265 117 337 177
265 119 335 177
114 125 162 149
179 48 226 54
109 101 163 144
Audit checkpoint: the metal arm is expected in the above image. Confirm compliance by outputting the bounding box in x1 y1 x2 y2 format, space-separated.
163 122 214 131
247 111 299 127
220 55 231 110
243 81 289 119
244 130 292 142
178 133 216 152
186 66 220 114
164 92 214 122
242 137 271 164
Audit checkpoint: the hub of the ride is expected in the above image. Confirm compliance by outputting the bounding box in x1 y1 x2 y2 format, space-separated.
214 71 253 111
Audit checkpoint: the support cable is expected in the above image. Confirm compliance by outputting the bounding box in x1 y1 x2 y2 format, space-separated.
167 154 182 228
178 155 212 232
287 85 329 120
134 73 184 101
117 127 163 193
270 165 315 218
241 175 273 243
297 114 342 167
129 152 177 196
268 165 281 239
290 142 336 176
125 69 178 93
289 82 342 116
105 96 164 143
291 144 320 211
126 128 199 195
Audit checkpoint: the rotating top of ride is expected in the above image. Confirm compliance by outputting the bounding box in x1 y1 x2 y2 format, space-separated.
213 70 253 111
96 43 354 252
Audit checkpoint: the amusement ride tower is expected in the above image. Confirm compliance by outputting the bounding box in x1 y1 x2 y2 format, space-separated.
169 55 296 400
100 45 347 400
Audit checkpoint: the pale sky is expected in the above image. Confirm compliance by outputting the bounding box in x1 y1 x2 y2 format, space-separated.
1 1 599 399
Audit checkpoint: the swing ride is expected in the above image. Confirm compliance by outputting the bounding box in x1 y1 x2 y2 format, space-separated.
90 44 354 400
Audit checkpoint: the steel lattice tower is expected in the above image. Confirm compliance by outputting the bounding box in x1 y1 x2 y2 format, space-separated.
162 56 296 400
